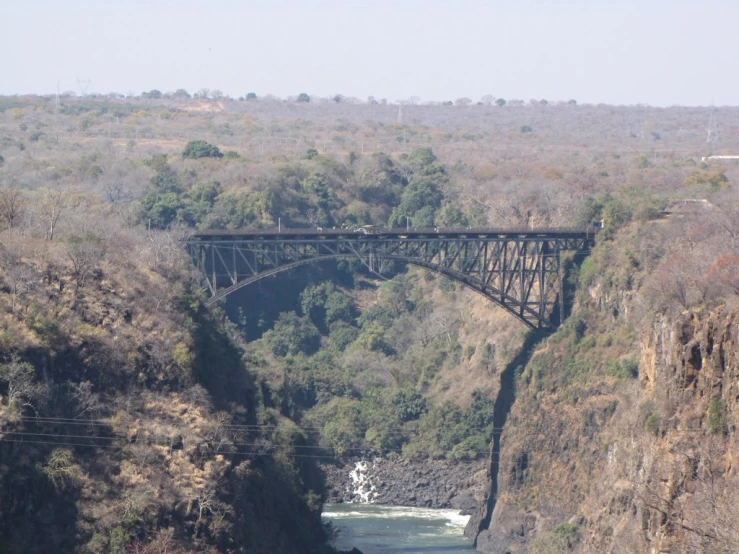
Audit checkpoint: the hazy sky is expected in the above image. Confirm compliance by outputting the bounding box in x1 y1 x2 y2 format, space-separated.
2 0 737 106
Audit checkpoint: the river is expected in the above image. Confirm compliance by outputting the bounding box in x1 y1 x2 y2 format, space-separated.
322 504 475 553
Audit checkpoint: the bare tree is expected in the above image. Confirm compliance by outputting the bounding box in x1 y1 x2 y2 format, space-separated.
66 236 106 290
39 187 73 241
69 381 103 419
0 359 44 418
0 246 35 313
0 183 25 230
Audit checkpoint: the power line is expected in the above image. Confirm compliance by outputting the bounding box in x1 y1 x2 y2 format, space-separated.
14 416 512 435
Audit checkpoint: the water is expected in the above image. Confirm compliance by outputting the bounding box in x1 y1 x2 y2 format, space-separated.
323 504 475 553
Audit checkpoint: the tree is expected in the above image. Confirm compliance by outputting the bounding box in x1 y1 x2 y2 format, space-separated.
246 92 257 101
435 203 469 228
0 183 25 230
708 253 739 296
43 448 84 491
455 97 472 106
297 93 311 103
264 312 321 357
66 234 106 290
495 98 507 107
0 360 44 418
684 167 730 190
393 390 427 422
182 140 223 159
39 187 73 240
0 245 34 312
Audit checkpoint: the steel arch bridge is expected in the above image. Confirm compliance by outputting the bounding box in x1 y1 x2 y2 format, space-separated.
185 227 597 329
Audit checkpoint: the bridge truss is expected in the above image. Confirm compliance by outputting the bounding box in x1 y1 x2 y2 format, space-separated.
186 228 596 329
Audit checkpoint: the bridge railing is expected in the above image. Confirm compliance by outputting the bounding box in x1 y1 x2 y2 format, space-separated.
189 225 600 239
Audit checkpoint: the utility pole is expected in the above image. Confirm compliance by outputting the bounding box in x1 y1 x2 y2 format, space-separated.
76 77 93 97
707 108 719 145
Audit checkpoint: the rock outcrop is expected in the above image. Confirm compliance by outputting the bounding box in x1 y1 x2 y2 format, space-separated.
321 457 487 513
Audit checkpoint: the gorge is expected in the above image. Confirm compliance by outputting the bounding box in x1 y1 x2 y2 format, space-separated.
1 95 738 553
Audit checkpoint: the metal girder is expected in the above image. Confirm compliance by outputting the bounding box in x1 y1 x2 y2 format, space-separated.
185 228 596 329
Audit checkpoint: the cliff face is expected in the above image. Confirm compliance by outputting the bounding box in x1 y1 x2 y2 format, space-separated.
470 303 739 553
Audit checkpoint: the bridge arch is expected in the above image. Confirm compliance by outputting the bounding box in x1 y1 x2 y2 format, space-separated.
204 253 544 328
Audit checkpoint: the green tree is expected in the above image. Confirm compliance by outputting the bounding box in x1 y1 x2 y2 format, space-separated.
684 167 730 190
246 92 257 100
313 398 363 455
303 282 356 330
297 93 311 103
393 390 427 422
264 312 321 357
435 203 469 228
182 140 223 159
139 191 187 228
328 322 359 351
388 148 446 227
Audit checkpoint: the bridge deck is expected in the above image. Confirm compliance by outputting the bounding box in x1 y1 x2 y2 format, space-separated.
189 226 598 241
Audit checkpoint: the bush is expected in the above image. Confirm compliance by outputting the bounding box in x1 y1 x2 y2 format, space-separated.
607 358 639 380
645 413 660 436
553 522 580 541
708 399 728 435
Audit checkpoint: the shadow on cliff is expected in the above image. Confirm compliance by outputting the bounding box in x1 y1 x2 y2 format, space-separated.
465 250 590 545
465 328 552 544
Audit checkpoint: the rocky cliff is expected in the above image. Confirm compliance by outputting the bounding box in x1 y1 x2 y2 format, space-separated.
468 293 739 552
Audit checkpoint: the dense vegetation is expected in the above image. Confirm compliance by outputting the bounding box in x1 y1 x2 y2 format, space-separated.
2 93 739 552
